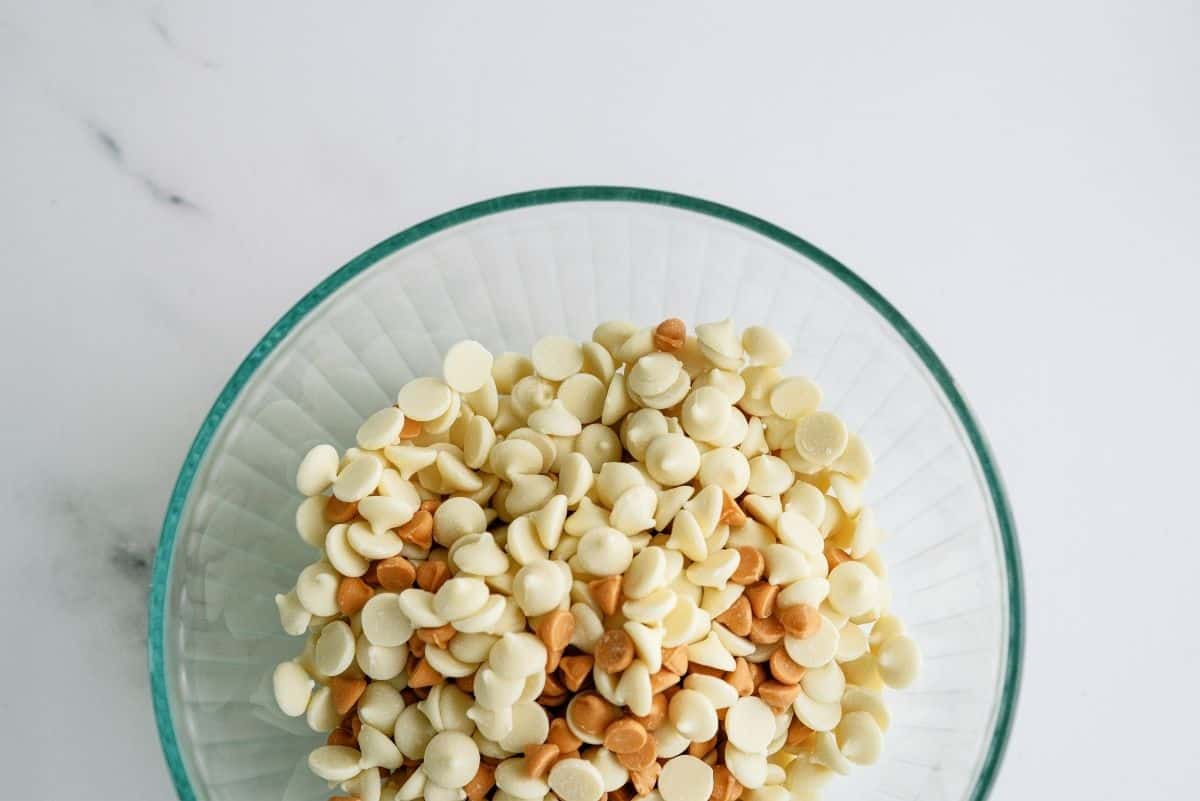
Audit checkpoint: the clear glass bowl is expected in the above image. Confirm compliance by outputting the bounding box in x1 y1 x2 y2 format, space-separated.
149 187 1023 801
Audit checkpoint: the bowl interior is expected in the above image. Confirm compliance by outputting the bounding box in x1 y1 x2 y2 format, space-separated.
151 188 1022 801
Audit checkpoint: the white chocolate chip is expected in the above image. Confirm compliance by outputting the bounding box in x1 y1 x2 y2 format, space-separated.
362 592 414 646
334 454 385 502
724 744 768 789
297 444 339 496
828 561 880 618
314 620 356 675
697 447 751 498
659 755 714 801
398 377 455 422
272 661 313 717
532 335 584 381
434 576 491 621
784 615 840 668
577 527 634 576
836 711 883 765
463 414 498 468
792 411 849 466
548 758 606 801
308 745 363 782
443 341 495 394
496 757 550 798
741 326 791 367
876 634 921 689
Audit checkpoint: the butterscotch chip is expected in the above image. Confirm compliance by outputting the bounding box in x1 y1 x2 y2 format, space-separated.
769 648 806 685
725 658 754 697
465 763 495 801
603 717 649 754
419 498 441 514
375 556 416 592
546 647 565 672
325 496 359 524
327 727 356 748
543 672 567 697
349 715 362 738
336 576 374 616
709 765 742 801
744 582 779 619
400 689 420 705
702 750 719 766
616 734 658 771
559 654 595 692
610 785 635 801
525 743 560 778
330 675 366 715
417 623 457 648
570 691 621 736
455 674 475 694
824 544 851 569
537 609 577 652
778 603 821 638
786 718 814 747
688 663 725 678
730 546 764 585
547 718 583 753
748 615 785 645
757 680 802 710
588 575 623 616
715 596 752 637
408 634 426 659
653 318 686 353
538 691 569 707
398 510 434 550
595 629 636 672
630 693 668 731
329 795 358 801
662 645 689 675
746 660 767 689
415 558 450 592
687 735 717 758
719 490 747 527
399 417 422 439
407 657 442 688
361 561 381 587
630 761 661 796
409 686 429 699
649 669 681 693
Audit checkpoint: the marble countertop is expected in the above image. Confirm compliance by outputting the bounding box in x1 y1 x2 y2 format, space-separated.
2 1 1197 798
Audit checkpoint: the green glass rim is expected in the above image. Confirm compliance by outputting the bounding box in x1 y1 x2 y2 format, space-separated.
149 185 1023 801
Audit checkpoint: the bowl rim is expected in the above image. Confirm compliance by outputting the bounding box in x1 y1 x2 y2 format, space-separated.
149 185 1024 801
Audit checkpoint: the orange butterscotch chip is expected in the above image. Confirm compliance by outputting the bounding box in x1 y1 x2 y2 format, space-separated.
419 498 441 514
415 558 450 592
688 735 717 758
455 674 475 694
709 765 742 801
744 582 779 619
327 727 356 748
558 654 595 692
689 663 725 679
730 546 764 585
361 561 381 587
417 623 457 648
603 717 649 754
725 658 754 697
746 660 768 689
408 634 426 658
715 596 752 637
653 318 686 353
407 657 442 689
330 676 366 715
547 718 583 753
630 761 661 796
325 496 359 524
719 490 748 527
757 680 803 710
787 718 814 747
616 734 658 771
536 609 576 652
543 672 567 697
778 603 821 638
330 795 358 801
399 417 422 439
375 556 416 591
768 647 806 685
546 647 565 673
824 544 851 569
399 510 435 550
748 615 785 645
610 785 635 801
525 743 560 778
662 645 690 675
464 763 495 801
588 575 623 616
539 692 569 708
570 691 621 736
649 669 682 693
630 693 668 731
595 629 636 673
336 576 374 616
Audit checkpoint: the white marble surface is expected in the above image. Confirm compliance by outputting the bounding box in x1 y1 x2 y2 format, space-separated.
2 1 1198 798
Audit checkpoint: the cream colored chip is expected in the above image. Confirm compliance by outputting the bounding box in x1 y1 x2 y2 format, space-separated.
557 373 606 424
452 531 509 576
682 386 731 443
792 687 842 733
297 444 339 496
694 319 743 370
654 486 694 530
314 620 356 675
532 335 584 381
532 494 569 549
686 631 735 671
768 377 822 420
801 660 846 704
828 561 880 618
746 455 793 497
358 681 404 735
325 523 368 577
334 454 385 502
275 590 312 636
635 368 692 410
622 587 676 623
528 399 583 437
489 632 548 679
362 592 414 646
683 673 738 710
876 634 921 689
601 372 637 427
498 701 550 753
513 559 568 616
463 415 497 469
782 482 826 526
695 368 746 403
512 375 557 418
548 758 605 801
697 447 751 498
576 527 634 576
442 340 494 394
792 411 849 466
434 576 491 621
593 320 638 356
628 352 684 398
738 417 769 458
493 352 534 393
581 340 617 383
495 757 549 798
305 685 340 732
616 327 656 366
558 453 595 505
595 462 644 507
296 561 340 617
654 723 691 759
784 614 840 668
397 377 455 422
662 596 712 648
308 745 363 782
725 696 775 753
659 755 714 801
621 408 669 460
836 711 883 765
669 688 719 742
576 422 622 472
666 509 708 562
587 746 631 793
685 549 740 589
644 433 702 487
741 326 791 367
466 375 500 421
724 744 768 790
624 545 668 600
272 661 313 717
356 638 408 680
763 544 812 585
295 496 329 548
610 485 658 534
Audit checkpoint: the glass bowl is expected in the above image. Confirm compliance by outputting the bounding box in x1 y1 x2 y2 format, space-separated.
149 186 1023 801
